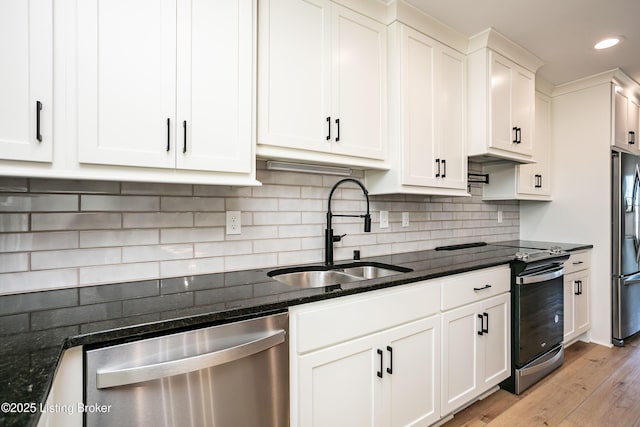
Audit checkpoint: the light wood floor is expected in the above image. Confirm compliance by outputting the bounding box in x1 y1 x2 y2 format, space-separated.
442 334 640 427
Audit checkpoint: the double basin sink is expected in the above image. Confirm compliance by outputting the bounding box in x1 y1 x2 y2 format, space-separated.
267 261 413 289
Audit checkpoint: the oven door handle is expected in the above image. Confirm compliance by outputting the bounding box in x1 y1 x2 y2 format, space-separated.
96 329 285 389
517 266 564 285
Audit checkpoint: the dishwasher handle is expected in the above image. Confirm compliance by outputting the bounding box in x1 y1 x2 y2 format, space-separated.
96 329 286 389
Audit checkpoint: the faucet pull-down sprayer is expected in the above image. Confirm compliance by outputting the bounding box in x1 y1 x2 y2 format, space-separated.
325 178 371 265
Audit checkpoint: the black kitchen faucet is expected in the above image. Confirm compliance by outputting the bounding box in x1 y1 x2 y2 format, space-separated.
325 178 371 265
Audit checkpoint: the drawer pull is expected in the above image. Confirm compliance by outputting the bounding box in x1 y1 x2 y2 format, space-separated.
473 284 492 291
376 349 383 378
572 261 584 265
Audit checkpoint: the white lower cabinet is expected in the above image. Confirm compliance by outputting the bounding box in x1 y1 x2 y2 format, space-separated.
441 293 510 416
290 265 511 426
297 315 440 427
563 250 591 344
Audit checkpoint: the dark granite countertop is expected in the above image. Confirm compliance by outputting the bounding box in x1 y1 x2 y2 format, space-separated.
0 240 592 427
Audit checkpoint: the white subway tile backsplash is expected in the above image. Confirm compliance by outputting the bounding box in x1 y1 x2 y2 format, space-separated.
0 214 29 232
80 229 159 248
0 194 78 212
0 162 519 294
123 212 193 228
161 227 224 244
32 213 122 231
0 269 78 294
0 253 28 273
122 244 193 263
0 231 78 252
81 195 159 212
31 248 121 270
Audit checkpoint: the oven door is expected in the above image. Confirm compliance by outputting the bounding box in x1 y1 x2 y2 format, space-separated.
514 265 565 367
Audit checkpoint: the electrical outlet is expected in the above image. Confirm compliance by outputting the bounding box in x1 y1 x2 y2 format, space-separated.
226 211 241 235
402 212 409 227
497 210 503 224
380 210 389 228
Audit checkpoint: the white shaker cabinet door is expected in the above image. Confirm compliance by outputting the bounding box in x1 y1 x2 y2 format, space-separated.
0 0 52 162
257 0 331 153
77 0 177 168
176 0 253 173
330 4 386 160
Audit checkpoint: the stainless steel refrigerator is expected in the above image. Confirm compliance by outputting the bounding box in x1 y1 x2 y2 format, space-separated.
612 150 640 346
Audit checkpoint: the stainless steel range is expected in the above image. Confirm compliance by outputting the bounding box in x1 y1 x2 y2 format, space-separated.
498 246 569 394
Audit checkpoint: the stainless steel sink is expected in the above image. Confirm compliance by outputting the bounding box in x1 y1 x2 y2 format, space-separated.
341 265 406 279
267 262 412 289
267 269 362 288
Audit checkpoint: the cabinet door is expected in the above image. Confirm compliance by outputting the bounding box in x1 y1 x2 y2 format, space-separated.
574 272 590 337
331 4 386 160
0 0 52 162
518 92 551 196
400 26 438 187
478 294 510 392
614 90 630 150
511 65 535 156
436 47 466 190
490 51 534 157
77 0 177 168
176 0 252 173
441 303 478 415
386 316 441 427
257 0 331 153
297 334 381 427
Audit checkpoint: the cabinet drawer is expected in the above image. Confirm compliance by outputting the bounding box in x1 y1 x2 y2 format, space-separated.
564 250 591 274
291 280 440 354
441 266 510 311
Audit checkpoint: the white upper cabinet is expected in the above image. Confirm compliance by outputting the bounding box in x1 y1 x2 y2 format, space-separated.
366 23 467 196
613 88 640 155
77 0 177 169
257 0 387 168
467 29 542 163
0 0 53 163
482 91 552 200
73 0 255 182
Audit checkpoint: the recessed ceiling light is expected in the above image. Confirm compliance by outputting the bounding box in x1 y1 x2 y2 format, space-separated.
594 37 622 50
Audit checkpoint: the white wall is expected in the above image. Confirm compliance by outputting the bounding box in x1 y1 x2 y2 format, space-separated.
520 81 612 346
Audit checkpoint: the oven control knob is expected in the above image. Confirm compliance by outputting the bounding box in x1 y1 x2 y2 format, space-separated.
515 252 529 260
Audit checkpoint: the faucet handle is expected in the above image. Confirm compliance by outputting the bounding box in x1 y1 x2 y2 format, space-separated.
332 233 346 242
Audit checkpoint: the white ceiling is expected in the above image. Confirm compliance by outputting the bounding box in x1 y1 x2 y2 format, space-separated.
406 0 640 86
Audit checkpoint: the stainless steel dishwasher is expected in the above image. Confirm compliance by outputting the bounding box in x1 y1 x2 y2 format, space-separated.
85 312 289 427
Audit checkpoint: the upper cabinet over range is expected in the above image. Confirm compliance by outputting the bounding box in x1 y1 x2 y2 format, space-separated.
467 29 543 163
257 0 388 169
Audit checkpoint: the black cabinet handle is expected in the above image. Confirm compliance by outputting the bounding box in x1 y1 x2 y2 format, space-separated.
477 314 484 336
572 261 584 265
513 127 518 144
386 346 393 375
484 312 489 334
435 159 441 178
376 349 383 378
335 118 340 142
575 280 583 295
535 174 542 188
473 284 492 291
36 101 43 142
442 159 446 178
630 131 636 145
326 117 331 141
182 120 187 153
166 118 171 152
517 127 522 144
